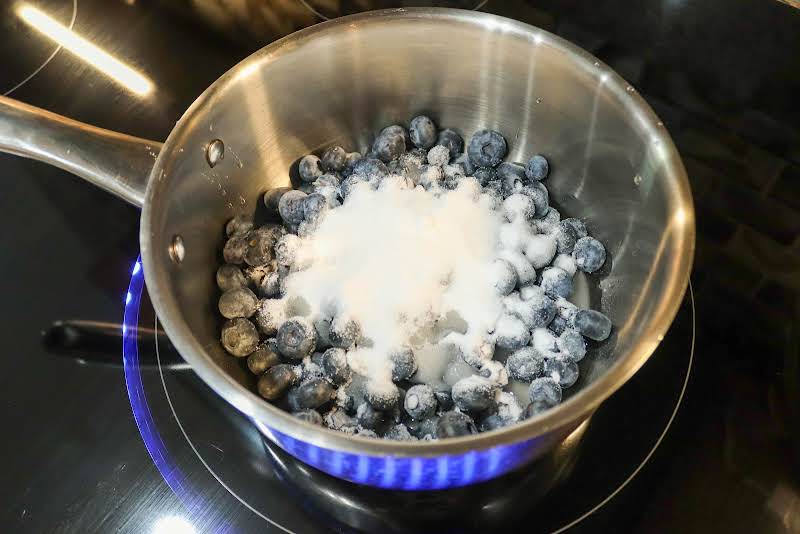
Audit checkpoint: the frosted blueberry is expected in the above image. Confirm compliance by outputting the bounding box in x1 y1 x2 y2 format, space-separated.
540 266 573 299
574 309 612 341
528 376 562 407
553 220 578 255
329 315 361 349
436 128 464 159
364 381 401 411
321 145 347 172
385 424 417 441
494 314 531 350
389 346 417 382
490 258 518 296
558 329 587 362
572 236 606 273
404 384 437 420
356 402 385 430
410 115 438 149
543 355 579 388
503 193 537 223
473 166 496 186
561 218 588 239
523 233 558 269
278 190 308 225
321 347 351 385
372 125 407 162
500 250 536 286
276 317 317 360
506 347 545 382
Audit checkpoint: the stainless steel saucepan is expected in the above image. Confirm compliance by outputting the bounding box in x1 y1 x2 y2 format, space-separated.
0 8 694 490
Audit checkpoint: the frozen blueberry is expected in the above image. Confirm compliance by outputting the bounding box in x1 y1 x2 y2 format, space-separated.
497 162 527 183
468 129 507 168
225 215 254 237
417 164 443 189
557 329 587 362
500 250 536 286
519 182 549 218
452 376 495 413
223 233 249 265
480 414 510 432
494 314 532 350
436 128 464 159
321 145 347 172
572 236 606 273
302 192 329 224
278 190 308 225
479 360 509 387
340 174 369 199
426 145 450 167
263 187 292 212
389 346 417 382
255 299 286 336
299 154 324 183
436 411 478 438
247 343 281 374
552 254 577 277
432 382 454 411
531 327 559 355
364 381 400 411
372 125 407 162
444 162 466 181
408 115 437 149
543 355 579 388
351 157 388 179
490 259 518 296
528 376 562 407
561 218 588 239
553 221 578 255
473 166 496 186
218 287 258 319
549 316 568 336
288 378 334 411
506 347 545 382
259 271 282 298
406 415 439 439
523 233 557 270
276 317 317 360
257 364 300 400
534 206 561 233
554 297 578 326
503 193 537 223
404 385 437 420
504 291 554 329
294 409 323 425
324 407 358 431
329 316 361 349
243 264 271 289
525 154 549 181
321 347 350 385
314 173 341 189
574 309 612 341
385 424 417 441
357 429 379 439
540 267 573 299
244 226 277 266
216 264 248 292
342 151 363 174
221 318 260 357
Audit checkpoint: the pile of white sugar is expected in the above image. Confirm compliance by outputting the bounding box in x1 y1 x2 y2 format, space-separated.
283 178 505 391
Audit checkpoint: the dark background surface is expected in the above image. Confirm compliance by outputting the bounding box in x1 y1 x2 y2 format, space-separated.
0 0 798 532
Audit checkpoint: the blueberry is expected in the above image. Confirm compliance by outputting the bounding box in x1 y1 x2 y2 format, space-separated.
216 264 248 292
340 174 369 199
468 129 507 168
426 145 450 167
436 128 464 159
243 264 271 289
473 166 496 186
406 415 440 439
490 258 518 296
553 221 578 255
479 360 509 387
494 314 532 350
288 378 334 411
276 317 317 360
519 182 549 218
278 190 308 225
574 309 612 341
561 218 587 239
247 343 281 374
525 154 549 181
218 287 258 319
436 411 478 438
301 356 325 381
357 428 380 439
540 267 573 299
341 152 363 177
329 316 361 349
552 254 577 277
299 154 324 183
497 162 527 184
393 151 425 175
257 363 300 400
263 187 292 212
314 173 341 189
549 316 568 336
385 424 417 441
389 346 417 382
302 192 329 224
500 250 536 286
452 376 496 413
321 145 346 172
480 414 509 432
321 347 351 385
355 402 384 430
417 164 443 189
502 193 537 223
523 233 557 270
504 291 555 329
506 347 545 381
543 355 579 388
352 157 388 178
534 206 561 233
244 226 277 266
483 177 503 197
372 125 407 162
254 299 286 336
557 329 587 362
404 384 437 420
225 215 254 237
444 162 466 180
572 236 606 273
528 376 562 407
432 382 454 411
221 318 260 357
408 115 437 149
223 233 250 265
294 409 323 425
364 381 400 411
523 401 551 419
258 271 282 298
554 297 578 326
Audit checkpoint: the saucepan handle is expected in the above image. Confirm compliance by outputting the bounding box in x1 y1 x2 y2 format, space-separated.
0 95 162 208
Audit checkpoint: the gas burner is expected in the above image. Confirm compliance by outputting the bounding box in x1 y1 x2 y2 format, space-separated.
300 0 489 21
122 256 695 532
1 0 77 96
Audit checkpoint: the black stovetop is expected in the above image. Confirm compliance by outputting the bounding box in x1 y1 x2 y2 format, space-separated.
1 1 798 533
